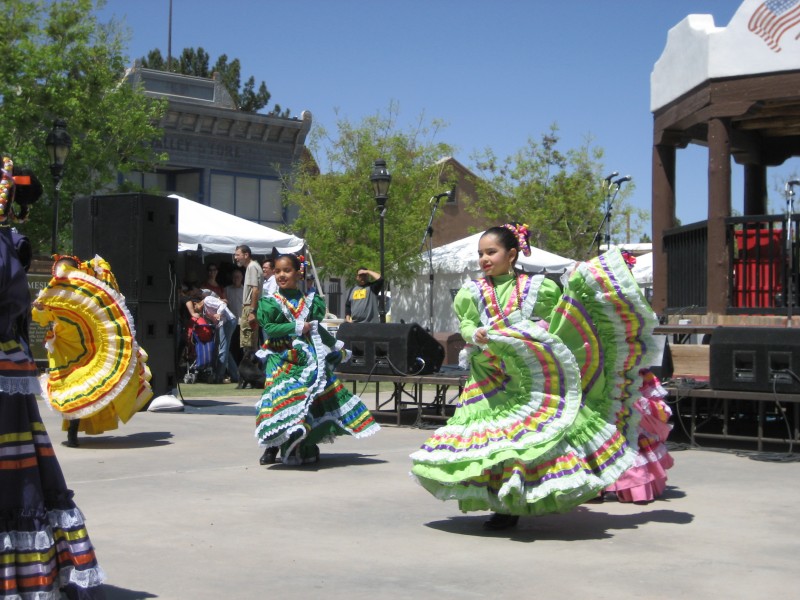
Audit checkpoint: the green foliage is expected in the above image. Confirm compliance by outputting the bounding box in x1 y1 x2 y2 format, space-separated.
282 103 455 286
0 0 167 254
141 47 287 115
469 124 645 259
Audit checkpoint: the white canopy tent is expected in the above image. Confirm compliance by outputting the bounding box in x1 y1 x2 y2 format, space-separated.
172 195 327 294
421 232 575 275
172 194 304 255
631 251 653 286
391 232 575 333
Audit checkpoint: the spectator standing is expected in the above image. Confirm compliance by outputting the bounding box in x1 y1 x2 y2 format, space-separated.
234 245 263 356
345 267 383 323
225 269 245 363
203 263 225 299
262 257 278 298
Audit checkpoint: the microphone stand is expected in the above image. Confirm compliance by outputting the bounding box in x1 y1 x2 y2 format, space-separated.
785 182 796 326
587 182 617 258
419 195 444 333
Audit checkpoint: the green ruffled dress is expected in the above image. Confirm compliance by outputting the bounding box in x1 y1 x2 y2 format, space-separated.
255 289 380 462
410 258 642 516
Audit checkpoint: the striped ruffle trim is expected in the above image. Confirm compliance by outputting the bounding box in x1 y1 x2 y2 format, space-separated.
0 507 105 599
255 322 379 447
0 338 41 395
412 323 583 466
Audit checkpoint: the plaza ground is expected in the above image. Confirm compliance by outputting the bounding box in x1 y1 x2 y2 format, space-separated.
45 386 800 599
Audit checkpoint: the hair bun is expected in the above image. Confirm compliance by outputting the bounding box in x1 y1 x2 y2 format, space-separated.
503 222 532 257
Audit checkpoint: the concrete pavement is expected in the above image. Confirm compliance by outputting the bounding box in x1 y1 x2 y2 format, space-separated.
43 391 800 599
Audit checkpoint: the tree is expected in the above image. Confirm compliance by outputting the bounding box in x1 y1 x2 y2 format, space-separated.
468 125 646 259
281 103 455 286
0 0 167 254
140 47 290 117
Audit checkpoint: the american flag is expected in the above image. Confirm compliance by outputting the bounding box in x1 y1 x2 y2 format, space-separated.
748 0 800 52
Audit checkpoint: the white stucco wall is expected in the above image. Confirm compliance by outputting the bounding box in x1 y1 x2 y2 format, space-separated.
652 0 800 112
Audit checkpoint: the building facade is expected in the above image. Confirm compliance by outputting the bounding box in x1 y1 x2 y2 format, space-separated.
124 65 311 228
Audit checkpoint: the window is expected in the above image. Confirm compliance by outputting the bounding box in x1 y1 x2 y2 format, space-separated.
210 172 283 225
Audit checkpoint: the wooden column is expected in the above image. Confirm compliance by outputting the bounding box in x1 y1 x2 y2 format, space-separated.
651 143 676 315
707 117 732 315
743 163 767 216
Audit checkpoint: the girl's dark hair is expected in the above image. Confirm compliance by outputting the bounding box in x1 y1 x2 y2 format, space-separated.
482 226 520 263
275 253 301 270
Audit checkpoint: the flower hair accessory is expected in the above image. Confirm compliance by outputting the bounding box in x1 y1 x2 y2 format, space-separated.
503 222 532 257
1 156 42 224
296 254 306 276
0 156 15 224
621 250 637 270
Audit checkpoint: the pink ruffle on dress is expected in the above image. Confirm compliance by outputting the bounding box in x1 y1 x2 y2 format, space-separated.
606 369 674 503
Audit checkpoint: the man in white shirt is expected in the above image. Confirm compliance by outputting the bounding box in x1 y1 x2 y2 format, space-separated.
262 258 277 298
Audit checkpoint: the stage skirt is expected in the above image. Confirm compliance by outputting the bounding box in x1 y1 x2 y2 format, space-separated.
1 344 105 598
255 327 380 461
32 268 152 434
410 299 635 516
606 370 674 502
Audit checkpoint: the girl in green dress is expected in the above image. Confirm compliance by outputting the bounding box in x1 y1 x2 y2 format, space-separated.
411 224 654 530
254 254 380 466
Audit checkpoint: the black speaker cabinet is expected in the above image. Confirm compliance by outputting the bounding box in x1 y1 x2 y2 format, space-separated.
73 194 178 303
710 326 800 393
336 322 445 375
127 301 178 396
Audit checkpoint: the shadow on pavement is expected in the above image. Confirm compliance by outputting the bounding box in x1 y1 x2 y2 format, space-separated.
102 583 157 599
61 431 174 450
261 452 387 471
425 506 694 541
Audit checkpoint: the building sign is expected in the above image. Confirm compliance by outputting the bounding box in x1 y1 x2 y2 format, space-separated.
28 273 50 364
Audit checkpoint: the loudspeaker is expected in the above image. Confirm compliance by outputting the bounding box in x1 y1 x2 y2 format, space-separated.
710 327 800 393
73 193 178 303
127 301 178 396
336 322 445 375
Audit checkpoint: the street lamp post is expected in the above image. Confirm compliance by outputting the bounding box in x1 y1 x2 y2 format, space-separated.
370 159 391 323
45 119 72 255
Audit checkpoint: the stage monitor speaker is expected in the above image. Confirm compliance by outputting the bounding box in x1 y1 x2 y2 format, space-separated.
336 322 445 375
73 193 178 303
127 301 177 396
710 326 800 393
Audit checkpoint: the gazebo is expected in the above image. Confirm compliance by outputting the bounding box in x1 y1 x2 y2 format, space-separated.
651 0 800 323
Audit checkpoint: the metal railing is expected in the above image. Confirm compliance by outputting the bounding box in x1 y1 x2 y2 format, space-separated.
663 221 708 314
663 215 800 315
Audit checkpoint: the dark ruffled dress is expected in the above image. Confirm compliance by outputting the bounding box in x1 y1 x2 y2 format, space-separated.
0 228 105 598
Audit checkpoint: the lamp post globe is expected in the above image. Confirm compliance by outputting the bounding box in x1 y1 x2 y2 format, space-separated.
370 159 391 323
45 119 72 255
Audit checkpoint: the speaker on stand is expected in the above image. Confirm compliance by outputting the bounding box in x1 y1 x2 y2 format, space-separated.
710 326 800 393
73 193 179 395
336 322 445 375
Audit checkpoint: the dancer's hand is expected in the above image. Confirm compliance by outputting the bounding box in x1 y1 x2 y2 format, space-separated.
474 328 489 345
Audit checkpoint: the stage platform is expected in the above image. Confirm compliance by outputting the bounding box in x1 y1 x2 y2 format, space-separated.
666 382 800 451
334 367 467 426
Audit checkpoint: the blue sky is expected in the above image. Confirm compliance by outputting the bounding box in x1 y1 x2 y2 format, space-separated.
97 0 799 232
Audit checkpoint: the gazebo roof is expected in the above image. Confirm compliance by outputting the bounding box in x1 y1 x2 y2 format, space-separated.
651 0 800 166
